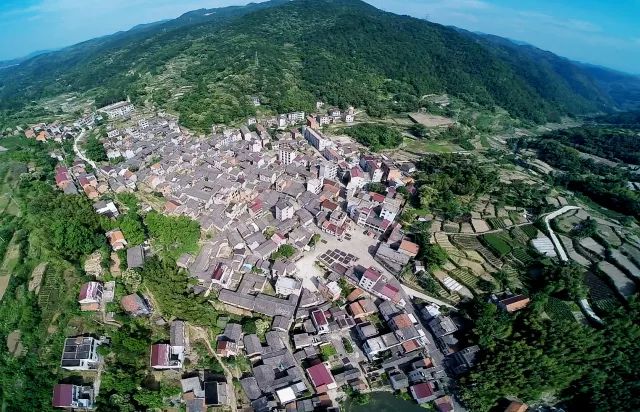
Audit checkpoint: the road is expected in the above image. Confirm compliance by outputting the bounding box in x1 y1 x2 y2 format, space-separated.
73 128 104 176
190 325 238 411
400 284 455 308
543 206 580 262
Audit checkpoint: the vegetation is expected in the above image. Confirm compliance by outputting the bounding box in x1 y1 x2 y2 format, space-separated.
413 154 499 219
139 257 219 326
271 244 296 260
345 123 403 152
320 344 338 360
144 211 200 259
2 0 630 133
84 135 107 162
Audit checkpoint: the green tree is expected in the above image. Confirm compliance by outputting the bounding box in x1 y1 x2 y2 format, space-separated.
85 135 107 162
144 211 200 259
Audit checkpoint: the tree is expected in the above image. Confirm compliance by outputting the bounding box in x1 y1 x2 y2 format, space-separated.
421 243 449 271
572 217 598 238
144 211 200 259
543 263 587 300
85 135 107 162
367 182 387 195
271 244 296 260
118 212 146 246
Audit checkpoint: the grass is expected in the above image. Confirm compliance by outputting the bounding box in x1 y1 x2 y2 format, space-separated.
321 343 338 360
402 137 460 153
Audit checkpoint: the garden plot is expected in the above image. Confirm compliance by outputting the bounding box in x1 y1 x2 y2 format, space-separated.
610 250 640 280
497 208 508 218
555 213 582 233
482 233 512 258
471 219 490 233
585 272 621 313
452 234 503 268
0 233 21 301
430 220 442 233
454 257 489 278
28 262 47 294
487 218 507 230
460 223 474 234
621 243 640 266
596 225 622 247
597 261 637 299
520 224 539 239
443 222 460 233
510 227 530 244
483 204 496 218
558 235 591 267
545 297 576 323
579 237 606 257
434 233 459 254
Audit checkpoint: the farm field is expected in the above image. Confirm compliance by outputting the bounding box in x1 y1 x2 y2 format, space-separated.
597 261 637 299
584 272 621 313
482 233 512 257
545 297 577 323
610 250 640 281
0 232 21 301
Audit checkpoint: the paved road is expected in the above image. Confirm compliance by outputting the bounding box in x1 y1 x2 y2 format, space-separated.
400 284 456 308
543 206 580 262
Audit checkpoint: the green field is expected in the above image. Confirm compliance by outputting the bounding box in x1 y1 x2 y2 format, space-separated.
482 233 512 257
545 297 576 322
402 137 461 153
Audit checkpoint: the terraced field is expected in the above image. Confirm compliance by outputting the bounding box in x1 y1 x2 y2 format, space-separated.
545 297 576 322
449 268 481 290
452 234 503 268
520 224 539 238
482 233 512 257
584 272 621 313
487 217 507 230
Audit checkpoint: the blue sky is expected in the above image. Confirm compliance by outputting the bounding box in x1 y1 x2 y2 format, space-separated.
1 0 639 73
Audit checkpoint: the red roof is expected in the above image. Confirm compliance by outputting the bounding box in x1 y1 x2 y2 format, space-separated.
370 192 385 203
350 167 364 178
312 309 328 326
380 283 400 300
52 384 73 407
411 382 434 400
150 344 169 367
79 283 89 300
212 263 225 281
402 339 421 353
363 267 382 282
435 396 455 412
306 363 334 389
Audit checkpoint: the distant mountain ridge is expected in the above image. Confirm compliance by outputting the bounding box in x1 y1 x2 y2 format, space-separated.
0 0 638 131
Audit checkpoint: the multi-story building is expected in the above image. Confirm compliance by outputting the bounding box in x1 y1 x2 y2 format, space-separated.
304 127 332 151
52 384 95 409
60 337 102 371
318 162 337 180
98 101 134 119
278 146 297 165
275 199 295 221
359 267 382 292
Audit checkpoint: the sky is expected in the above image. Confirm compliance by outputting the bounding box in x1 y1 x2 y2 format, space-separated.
0 0 639 74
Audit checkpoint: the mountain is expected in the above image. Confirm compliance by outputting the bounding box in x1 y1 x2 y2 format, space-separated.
0 0 637 132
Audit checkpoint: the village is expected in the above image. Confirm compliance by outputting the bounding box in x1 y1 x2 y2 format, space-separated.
24 97 634 412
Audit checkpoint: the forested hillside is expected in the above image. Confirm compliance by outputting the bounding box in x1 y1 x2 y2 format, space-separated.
0 0 638 132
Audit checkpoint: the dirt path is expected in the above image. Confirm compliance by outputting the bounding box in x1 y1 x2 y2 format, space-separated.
189 325 238 411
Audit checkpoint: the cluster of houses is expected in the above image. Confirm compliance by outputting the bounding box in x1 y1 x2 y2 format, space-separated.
24 122 74 142
43 102 481 410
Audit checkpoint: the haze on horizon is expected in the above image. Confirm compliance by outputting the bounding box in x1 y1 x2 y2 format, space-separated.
0 0 638 74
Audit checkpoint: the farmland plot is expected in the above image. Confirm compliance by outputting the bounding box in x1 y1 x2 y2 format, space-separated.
610 250 640 280
597 261 636 299
579 237 606 257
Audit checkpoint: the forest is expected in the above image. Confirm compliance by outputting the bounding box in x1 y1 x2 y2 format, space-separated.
344 123 403 152
0 0 635 133
460 262 640 412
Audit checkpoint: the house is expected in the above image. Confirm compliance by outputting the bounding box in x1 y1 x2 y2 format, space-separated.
428 316 458 338
450 345 480 375
93 200 119 218
318 281 341 301
181 374 229 408
389 370 409 390
398 240 419 258
217 323 243 357
106 229 127 251
211 262 233 288
170 321 188 354
121 293 152 316
358 267 382 291
435 395 455 412
150 343 184 369
275 199 295 221
126 245 145 269
311 309 330 334
505 400 528 412
52 384 95 409
497 294 530 313
275 277 302 296
306 363 337 393
78 281 103 311
410 382 438 404
60 336 101 371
